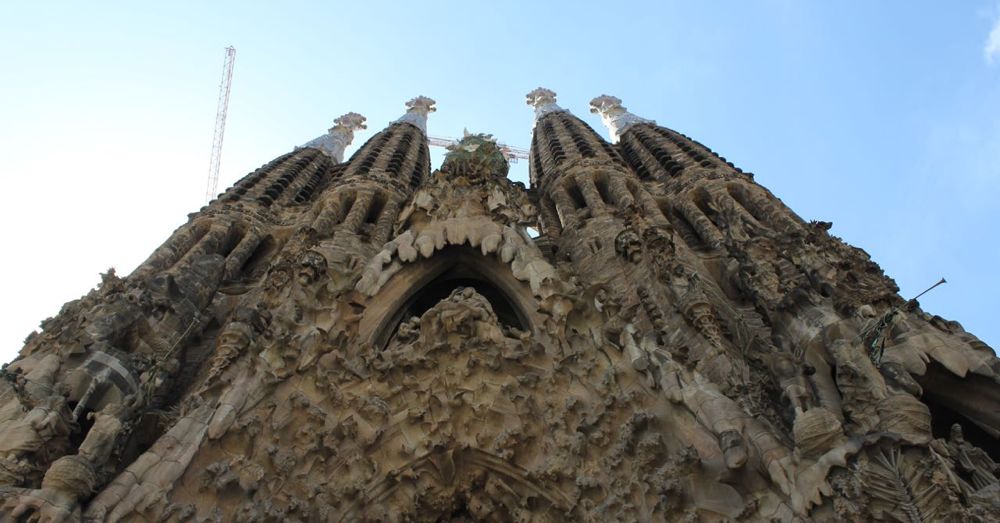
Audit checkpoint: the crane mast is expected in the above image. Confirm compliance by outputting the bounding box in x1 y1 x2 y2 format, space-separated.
205 46 236 202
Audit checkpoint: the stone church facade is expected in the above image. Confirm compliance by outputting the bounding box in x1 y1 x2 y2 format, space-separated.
0 90 997 521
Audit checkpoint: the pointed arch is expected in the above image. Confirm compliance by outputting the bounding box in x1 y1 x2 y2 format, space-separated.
360 246 541 350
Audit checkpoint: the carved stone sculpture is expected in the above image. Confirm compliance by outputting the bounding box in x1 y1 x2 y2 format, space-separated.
1 93 997 522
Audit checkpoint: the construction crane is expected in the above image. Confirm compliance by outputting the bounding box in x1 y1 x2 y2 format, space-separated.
205 46 236 202
427 136 529 163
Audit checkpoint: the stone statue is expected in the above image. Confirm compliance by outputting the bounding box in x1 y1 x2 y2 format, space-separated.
767 351 814 416
614 226 643 263
947 423 999 491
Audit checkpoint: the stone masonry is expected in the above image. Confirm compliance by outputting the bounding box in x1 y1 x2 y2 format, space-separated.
0 91 997 522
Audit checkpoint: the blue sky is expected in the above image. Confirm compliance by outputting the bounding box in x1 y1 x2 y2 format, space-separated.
1 1 998 362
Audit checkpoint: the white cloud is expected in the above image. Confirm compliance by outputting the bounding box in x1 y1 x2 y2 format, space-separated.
986 9 1000 64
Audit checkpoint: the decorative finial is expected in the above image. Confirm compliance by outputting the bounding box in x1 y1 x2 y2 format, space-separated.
525 87 567 121
395 96 437 134
590 94 656 142
589 95 653 143
299 112 367 162
333 112 368 133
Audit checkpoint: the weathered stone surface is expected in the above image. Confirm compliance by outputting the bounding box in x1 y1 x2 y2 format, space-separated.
0 93 997 521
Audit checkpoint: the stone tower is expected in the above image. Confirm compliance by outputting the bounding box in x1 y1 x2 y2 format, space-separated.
1 92 998 522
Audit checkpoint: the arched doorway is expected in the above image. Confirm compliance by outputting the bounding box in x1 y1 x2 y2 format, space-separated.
360 246 540 350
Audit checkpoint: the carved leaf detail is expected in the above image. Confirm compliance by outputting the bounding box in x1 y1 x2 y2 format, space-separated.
861 446 953 523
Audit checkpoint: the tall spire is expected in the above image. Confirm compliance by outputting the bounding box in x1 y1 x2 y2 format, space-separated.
300 112 368 162
394 96 436 134
589 95 654 143
525 87 567 122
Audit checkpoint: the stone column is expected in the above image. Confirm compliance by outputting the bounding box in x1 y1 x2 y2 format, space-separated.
550 186 580 230
575 175 609 216
342 191 374 234
371 195 403 245
607 176 637 208
183 223 233 262
311 194 348 237
538 196 563 238
223 230 263 281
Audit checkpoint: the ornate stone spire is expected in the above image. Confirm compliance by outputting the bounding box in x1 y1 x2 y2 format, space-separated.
394 96 436 134
300 112 367 162
589 95 654 143
525 87 567 122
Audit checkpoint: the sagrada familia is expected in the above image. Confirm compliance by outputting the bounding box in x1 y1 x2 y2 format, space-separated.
0 89 997 522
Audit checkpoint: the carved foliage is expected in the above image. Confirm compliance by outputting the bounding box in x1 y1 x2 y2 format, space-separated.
859 445 960 523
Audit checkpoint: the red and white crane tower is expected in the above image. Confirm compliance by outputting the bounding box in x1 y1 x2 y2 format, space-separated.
205 46 236 202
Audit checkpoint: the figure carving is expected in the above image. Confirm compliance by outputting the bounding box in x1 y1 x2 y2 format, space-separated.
614 226 643 263
296 250 327 287
0 395 74 468
3 402 129 521
946 423 999 492
767 351 815 416
203 306 266 387
829 339 885 434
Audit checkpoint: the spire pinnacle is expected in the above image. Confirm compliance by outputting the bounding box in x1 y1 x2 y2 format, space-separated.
589 95 654 143
526 87 567 122
395 96 436 134
300 112 367 162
